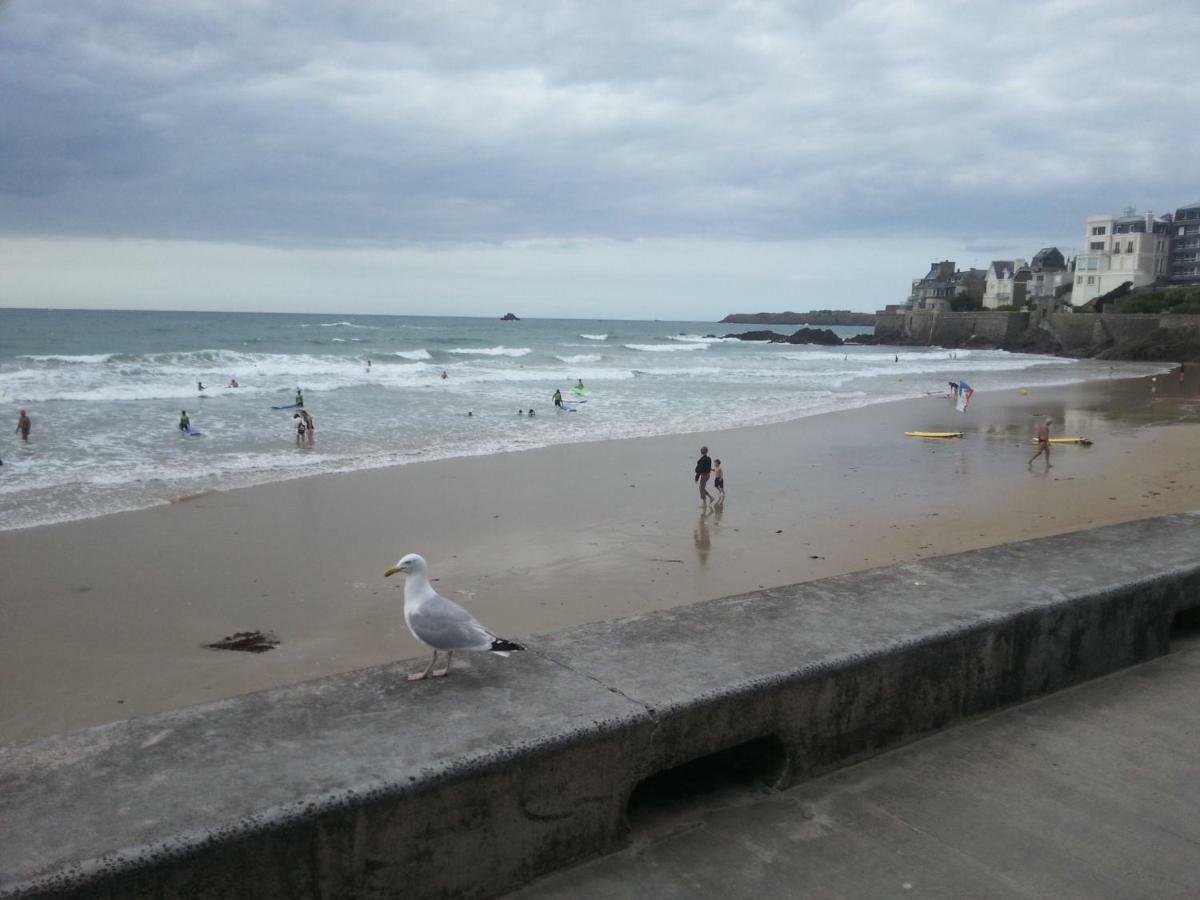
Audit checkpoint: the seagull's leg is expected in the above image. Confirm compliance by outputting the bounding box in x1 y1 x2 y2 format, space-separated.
408 651 438 681
432 650 453 678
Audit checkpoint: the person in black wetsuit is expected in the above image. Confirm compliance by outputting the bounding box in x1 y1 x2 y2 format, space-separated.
553 389 564 409
694 445 715 509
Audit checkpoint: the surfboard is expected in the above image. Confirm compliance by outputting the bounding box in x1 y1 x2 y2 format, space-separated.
563 399 587 404
182 430 203 437
1032 437 1093 446
905 431 963 439
271 403 302 410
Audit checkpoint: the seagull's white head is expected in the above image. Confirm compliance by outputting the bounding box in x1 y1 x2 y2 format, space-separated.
384 553 427 579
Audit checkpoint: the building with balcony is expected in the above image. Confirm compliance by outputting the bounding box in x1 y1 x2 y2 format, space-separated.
982 259 1027 309
1169 201 1200 285
1028 247 1073 303
1070 209 1171 306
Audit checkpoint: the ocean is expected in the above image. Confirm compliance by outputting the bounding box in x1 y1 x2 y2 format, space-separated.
0 308 1167 532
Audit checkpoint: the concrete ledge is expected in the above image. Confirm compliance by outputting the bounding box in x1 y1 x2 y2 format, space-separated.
3 513 1200 899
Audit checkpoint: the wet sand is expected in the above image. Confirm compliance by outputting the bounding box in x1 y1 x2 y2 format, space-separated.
1 370 1198 744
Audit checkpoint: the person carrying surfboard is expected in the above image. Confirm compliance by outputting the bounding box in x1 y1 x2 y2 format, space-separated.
1028 419 1052 469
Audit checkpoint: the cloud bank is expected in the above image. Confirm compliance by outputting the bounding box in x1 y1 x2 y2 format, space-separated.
1 0 1197 315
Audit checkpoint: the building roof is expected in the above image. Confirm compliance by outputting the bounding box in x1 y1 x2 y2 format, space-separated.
1031 247 1066 270
989 260 1014 278
1177 200 1200 211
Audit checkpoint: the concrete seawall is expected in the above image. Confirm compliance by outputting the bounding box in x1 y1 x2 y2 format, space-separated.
3 514 1200 899
879 309 1200 356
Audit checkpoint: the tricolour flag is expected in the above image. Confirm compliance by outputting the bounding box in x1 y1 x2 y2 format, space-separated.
955 380 974 413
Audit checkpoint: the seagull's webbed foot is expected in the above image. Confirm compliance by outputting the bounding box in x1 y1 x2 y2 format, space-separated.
431 650 453 678
408 651 439 681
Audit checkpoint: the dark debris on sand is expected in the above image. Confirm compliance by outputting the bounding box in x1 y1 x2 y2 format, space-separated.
207 630 280 653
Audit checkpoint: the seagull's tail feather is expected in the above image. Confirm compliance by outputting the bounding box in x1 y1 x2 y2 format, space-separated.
489 638 525 656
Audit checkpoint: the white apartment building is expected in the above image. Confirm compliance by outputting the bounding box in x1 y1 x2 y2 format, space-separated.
1071 209 1171 306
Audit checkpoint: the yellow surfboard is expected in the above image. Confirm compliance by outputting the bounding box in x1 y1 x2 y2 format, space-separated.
905 431 964 439
1031 437 1093 446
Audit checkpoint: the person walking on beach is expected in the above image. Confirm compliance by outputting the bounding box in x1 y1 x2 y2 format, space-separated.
15 410 31 441
1028 418 1052 469
179 410 191 433
713 458 725 502
694 445 716 508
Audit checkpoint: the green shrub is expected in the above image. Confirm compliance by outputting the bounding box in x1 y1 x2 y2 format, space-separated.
1117 288 1200 315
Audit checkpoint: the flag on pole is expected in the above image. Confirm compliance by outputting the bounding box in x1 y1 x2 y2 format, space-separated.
955 380 974 413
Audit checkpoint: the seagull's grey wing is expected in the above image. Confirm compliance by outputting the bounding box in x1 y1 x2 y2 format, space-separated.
409 592 494 651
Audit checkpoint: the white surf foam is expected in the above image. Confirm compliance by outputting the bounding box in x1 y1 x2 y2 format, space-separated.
444 346 532 357
624 343 707 352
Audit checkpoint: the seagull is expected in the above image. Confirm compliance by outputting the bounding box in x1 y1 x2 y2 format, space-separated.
384 553 525 680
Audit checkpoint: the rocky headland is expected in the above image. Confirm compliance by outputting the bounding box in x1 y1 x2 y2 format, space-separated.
721 310 874 326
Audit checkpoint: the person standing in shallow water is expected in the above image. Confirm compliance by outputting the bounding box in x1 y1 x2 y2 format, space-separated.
16 410 31 441
694 445 716 509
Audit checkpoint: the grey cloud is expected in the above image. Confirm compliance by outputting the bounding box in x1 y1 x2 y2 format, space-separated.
0 0 1197 248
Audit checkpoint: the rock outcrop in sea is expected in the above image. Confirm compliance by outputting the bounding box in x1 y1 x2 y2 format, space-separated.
725 327 843 346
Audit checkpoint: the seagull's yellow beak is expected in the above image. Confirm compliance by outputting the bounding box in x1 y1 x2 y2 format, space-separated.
384 566 402 577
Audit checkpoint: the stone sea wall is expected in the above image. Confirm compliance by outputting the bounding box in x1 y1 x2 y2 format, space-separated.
880 310 1200 360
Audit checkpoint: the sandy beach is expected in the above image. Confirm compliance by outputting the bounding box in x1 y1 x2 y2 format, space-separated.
2 369 1198 744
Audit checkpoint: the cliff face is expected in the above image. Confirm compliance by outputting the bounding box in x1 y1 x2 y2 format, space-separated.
871 310 1200 362
720 310 875 326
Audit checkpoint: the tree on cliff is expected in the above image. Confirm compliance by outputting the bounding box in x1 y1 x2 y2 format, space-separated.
949 292 983 312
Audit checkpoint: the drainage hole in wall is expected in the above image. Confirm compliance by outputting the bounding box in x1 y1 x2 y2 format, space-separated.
627 736 787 833
1170 608 1200 650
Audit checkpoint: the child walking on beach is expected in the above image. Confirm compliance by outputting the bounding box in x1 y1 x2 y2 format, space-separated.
713 459 725 502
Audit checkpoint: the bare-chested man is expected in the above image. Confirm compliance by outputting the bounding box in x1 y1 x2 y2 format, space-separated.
15 410 31 441
1028 418 1052 469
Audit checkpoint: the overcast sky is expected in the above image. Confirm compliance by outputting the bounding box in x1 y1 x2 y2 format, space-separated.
1 0 1197 319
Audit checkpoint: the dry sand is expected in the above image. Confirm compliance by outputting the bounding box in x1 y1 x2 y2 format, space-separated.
1 370 1198 743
